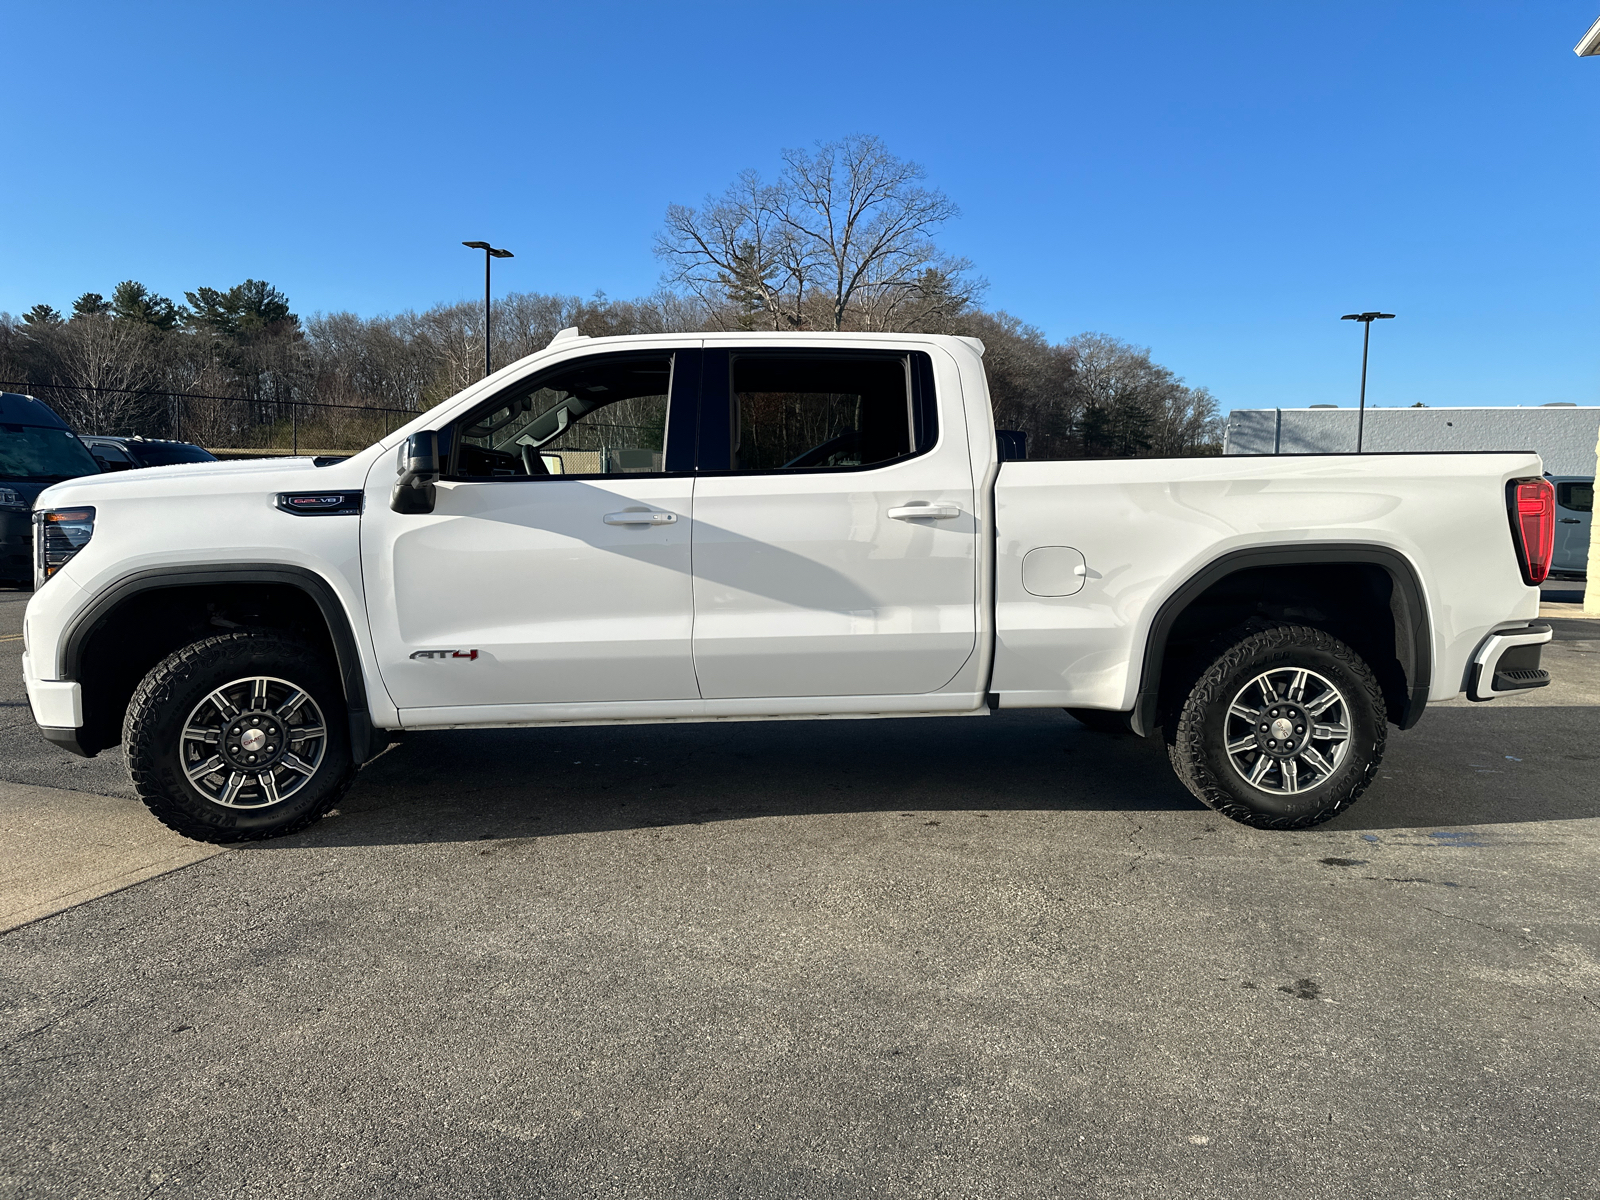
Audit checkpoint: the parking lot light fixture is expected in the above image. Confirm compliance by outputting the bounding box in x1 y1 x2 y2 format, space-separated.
1340 312 1395 453
462 241 514 378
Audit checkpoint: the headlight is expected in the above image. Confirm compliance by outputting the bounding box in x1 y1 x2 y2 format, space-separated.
0 487 29 512
33 507 95 589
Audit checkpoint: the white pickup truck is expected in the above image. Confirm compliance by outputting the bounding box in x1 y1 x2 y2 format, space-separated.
21 331 1558 842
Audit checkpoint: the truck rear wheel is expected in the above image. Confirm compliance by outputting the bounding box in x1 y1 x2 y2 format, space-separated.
1167 623 1386 830
124 632 357 844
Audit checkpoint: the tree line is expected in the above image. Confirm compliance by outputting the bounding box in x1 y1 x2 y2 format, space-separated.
0 136 1221 457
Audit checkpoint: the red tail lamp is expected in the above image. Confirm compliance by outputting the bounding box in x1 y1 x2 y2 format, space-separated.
1506 478 1555 586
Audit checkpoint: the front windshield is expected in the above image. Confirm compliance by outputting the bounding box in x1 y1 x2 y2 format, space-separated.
0 425 102 482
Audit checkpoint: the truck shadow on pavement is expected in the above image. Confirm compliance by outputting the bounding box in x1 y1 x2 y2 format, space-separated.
260 703 1600 851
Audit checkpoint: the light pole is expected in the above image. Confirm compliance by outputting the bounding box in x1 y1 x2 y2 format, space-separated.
462 241 514 378
1340 311 1395 452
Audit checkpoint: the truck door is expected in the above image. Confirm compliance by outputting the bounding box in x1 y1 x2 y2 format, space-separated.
688 346 978 699
362 347 703 711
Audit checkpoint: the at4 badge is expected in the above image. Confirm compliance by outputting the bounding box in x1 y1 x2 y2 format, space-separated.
410 649 480 660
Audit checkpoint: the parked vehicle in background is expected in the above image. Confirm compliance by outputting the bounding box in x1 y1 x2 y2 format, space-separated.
1549 474 1592 579
0 392 101 587
81 435 217 472
21 332 1558 843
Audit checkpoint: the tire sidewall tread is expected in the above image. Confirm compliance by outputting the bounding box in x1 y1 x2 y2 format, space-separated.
1168 622 1387 831
124 631 356 844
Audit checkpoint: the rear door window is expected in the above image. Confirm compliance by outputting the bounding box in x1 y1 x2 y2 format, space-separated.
699 350 937 473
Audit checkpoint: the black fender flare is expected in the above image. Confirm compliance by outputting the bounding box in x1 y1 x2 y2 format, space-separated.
61 563 388 763
1129 544 1432 737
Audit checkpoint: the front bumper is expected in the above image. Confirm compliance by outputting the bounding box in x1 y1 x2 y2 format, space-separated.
22 646 91 756
1466 622 1553 702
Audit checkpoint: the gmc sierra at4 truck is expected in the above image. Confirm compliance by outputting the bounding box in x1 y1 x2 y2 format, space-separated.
20 331 1557 843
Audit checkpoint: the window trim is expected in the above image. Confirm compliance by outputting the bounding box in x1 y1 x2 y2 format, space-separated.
693 348 940 476
440 348 698 483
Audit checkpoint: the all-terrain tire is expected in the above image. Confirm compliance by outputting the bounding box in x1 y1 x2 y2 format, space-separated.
1167 622 1386 830
125 632 357 844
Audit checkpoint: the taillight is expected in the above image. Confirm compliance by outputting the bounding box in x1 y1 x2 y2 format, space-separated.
32 507 96 589
1506 478 1555 586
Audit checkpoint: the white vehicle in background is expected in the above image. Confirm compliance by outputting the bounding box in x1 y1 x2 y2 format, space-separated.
20 331 1558 843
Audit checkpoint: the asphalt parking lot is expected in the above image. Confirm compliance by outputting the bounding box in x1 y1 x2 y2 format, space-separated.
3 582 1598 1199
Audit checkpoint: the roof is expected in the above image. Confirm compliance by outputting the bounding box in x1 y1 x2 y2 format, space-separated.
0 391 69 430
1578 15 1600 56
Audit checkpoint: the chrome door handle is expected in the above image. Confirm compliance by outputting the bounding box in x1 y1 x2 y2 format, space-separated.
1559 518 1580 524
604 510 676 525
887 504 961 520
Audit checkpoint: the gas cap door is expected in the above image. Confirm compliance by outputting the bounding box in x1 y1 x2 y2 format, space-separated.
1021 546 1088 597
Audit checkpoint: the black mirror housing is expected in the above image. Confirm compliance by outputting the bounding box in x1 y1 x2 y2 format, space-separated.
391 431 440 513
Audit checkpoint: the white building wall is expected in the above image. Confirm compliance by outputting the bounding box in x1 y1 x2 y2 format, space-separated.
1223 407 1599 476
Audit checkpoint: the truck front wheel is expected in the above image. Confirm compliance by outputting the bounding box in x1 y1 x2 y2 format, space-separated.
124 632 357 844
1167 623 1386 830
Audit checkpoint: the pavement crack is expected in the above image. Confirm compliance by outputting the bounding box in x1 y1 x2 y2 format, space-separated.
0 994 99 1051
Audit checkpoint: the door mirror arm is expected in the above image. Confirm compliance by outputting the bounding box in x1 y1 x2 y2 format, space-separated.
391 431 440 514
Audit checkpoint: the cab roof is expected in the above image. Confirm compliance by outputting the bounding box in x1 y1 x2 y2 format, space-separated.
0 391 69 430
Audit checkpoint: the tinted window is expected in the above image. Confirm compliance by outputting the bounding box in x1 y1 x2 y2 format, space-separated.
0 426 101 481
128 442 217 466
453 353 673 479
89 443 135 466
1556 481 1592 513
729 354 919 471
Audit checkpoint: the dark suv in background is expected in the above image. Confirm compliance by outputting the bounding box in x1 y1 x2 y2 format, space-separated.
0 392 102 587
80 435 217 472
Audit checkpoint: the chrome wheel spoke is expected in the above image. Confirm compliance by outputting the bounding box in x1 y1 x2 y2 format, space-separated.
276 689 308 719
1313 722 1348 741
1253 674 1278 707
281 752 317 777
1248 754 1273 785
220 772 246 805
259 771 281 805
183 726 221 745
1226 735 1257 754
1228 701 1256 721
209 688 240 720
1301 746 1337 776
185 754 224 783
288 724 325 742
1282 758 1299 793
1304 691 1340 718
250 678 269 709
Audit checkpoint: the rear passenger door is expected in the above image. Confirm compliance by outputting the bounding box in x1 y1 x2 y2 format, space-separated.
688 345 978 699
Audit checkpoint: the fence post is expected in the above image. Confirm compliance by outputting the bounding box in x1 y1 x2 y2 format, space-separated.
293 400 299 456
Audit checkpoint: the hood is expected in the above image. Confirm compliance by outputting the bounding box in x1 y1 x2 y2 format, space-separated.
1 478 60 509
34 449 382 509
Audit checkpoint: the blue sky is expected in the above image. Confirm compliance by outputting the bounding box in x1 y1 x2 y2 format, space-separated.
2 2 1595 410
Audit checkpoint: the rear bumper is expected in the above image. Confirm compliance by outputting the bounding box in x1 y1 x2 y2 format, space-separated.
1466 622 1552 702
22 648 92 756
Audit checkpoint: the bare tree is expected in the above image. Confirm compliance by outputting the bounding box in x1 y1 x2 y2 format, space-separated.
656 136 981 332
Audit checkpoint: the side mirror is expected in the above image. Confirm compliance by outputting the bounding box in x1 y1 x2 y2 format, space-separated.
391 431 440 514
